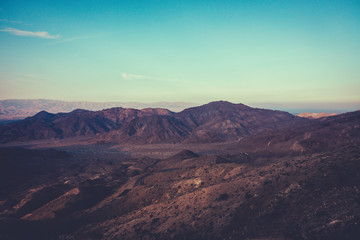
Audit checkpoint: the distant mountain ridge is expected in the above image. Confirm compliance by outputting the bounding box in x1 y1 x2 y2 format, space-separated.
0 101 306 144
297 112 337 119
0 99 196 121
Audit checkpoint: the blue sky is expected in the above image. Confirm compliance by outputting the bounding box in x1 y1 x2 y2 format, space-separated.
0 0 359 110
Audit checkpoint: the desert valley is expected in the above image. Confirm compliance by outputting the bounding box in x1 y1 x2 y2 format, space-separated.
0 101 359 240
1 1 359 239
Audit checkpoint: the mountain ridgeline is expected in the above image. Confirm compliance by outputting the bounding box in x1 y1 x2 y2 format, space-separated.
0 99 195 121
0 101 306 144
1 101 360 240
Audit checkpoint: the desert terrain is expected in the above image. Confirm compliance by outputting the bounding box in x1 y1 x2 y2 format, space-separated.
0 101 359 240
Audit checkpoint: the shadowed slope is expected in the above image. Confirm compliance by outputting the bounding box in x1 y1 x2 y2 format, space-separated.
0 107 172 143
0 111 359 239
177 101 306 143
239 110 360 156
0 101 308 144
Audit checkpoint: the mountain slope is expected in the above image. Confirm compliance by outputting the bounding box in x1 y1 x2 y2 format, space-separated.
0 107 172 143
0 101 307 144
1 145 359 239
0 99 195 121
0 110 359 239
177 101 305 143
238 110 360 156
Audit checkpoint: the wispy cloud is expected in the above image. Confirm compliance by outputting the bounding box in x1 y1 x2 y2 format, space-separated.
0 19 22 24
0 27 60 39
121 73 147 81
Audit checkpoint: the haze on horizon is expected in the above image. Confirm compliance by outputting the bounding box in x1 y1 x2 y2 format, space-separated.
0 0 359 111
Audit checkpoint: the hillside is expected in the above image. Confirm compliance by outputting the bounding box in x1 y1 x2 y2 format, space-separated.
0 109 359 239
0 99 195 121
238 111 360 156
0 101 306 144
0 107 172 143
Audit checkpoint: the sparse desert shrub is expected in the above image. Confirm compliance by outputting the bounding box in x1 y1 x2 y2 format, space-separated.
263 180 272 185
218 193 229 201
245 192 253 199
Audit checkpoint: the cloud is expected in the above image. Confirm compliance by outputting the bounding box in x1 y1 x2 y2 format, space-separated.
121 73 147 80
0 27 60 39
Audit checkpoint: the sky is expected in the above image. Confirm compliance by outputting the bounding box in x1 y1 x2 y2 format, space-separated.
0 0 360 111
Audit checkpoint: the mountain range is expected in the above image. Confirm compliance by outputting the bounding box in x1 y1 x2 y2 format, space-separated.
0 99 196 121
0 99 347 123
0 101 306 144
0 101 359 240
297 112 338 119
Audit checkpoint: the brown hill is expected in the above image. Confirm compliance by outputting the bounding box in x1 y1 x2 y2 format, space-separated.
239 110 360 156
0 107 172 143
0 110 359 239
0 99 194 121
1 133 360 239
176 101 304 143
0 101 306 144
98 115 192 144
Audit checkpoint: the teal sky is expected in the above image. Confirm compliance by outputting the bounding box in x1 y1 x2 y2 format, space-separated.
1 0 360 109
